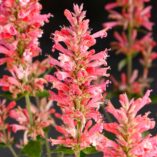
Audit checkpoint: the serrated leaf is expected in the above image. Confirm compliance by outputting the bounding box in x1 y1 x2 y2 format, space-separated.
118 59 127 71
51 146 74 155
82 146 98 155
21 140 42 157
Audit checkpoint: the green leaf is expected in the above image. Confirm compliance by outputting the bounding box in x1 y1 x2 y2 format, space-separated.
118 59 127 71
36 90 49 98
0 143 6 148
80 151 86 157
82 146 98 155
51 146 74 155
151 95 157 104
21 140 42 157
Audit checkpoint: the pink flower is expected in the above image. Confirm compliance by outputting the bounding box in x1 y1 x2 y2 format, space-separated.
138 33 157 68
0 59 49 98
10 98 54 145
98 90 157 157
0 100 16 144
47 4 109 152
104 0 156 95
0 0 51 64
19 0 30 6
111 70 147 95
104 0 153 30
49 118 104 149
111 30 142 55
0 0 51 97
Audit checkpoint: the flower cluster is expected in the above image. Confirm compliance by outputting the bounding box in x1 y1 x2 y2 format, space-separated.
9 98 54 146
104 0 156 95
104 0 153 30
0 59 49 98
98 90 157 157
47 4 110 154
0 0 51 97
0 100 16 144
0 0 51 65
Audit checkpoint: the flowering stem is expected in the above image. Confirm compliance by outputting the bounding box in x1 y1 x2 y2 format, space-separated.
45 132 51 157
8 145 18 157
25 94 33 125
74 150 80 157
127 54 132 82
74 120 81 157
143 66 149 80
127 0 134 84
127 23 133 83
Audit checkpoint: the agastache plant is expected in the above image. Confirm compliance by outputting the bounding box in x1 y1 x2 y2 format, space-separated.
0 1 157 157
47 4 110 157
104 0 157 95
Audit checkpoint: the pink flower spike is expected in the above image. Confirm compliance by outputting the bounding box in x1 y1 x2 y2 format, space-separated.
48 4 110 152
99 91 156 157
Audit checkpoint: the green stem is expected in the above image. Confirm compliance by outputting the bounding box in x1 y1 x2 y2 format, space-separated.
127 54 132 82
25 94 33 125
8 145 18 157
60 152 64 157
45 133 51 157
127 1 133 84
74 150 80 157
74 122 81 157
57 152 64 157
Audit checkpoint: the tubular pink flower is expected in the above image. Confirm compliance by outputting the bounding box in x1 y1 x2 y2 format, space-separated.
111 70 147 95
0 59 50 98
0 0 51 97
0 100 16 144
0 0 51 66
47 4 110 154
10 98 54 145
98 90 157 157
104 0 153 30
104 0 156 95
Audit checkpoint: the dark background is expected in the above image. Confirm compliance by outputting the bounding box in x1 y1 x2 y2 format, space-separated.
1 0 157 156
